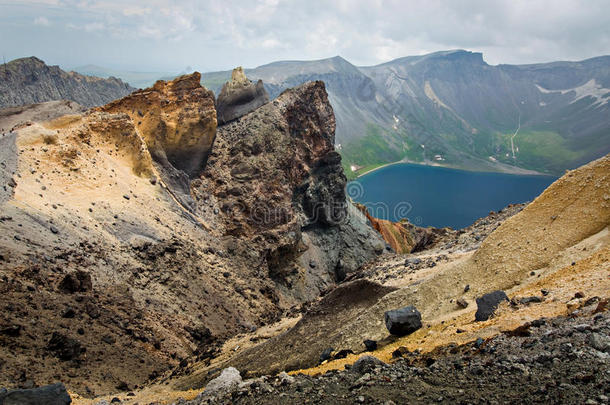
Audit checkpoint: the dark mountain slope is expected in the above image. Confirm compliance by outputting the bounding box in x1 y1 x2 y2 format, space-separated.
0 57 134 108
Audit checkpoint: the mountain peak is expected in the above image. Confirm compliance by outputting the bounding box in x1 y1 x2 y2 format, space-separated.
6 56 46 66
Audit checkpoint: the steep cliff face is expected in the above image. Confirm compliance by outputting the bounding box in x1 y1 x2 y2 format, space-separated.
0 75 383 396
195 80 385 303
0 57 134 108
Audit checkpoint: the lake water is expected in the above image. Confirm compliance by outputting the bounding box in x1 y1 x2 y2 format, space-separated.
349 163 556 229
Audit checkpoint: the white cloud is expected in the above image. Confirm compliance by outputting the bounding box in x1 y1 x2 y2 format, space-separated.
34 16 50 26
2 0 609 71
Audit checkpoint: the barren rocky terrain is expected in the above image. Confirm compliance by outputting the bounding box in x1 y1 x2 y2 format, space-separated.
0 72 383 398
0 68 608 405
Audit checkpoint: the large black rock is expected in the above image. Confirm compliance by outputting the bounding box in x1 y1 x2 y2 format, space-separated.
0 383 71 404
384 306 422 336
475 290 509 321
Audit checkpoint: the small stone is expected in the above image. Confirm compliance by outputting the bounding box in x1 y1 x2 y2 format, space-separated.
457 298 468 308
61 308 76 318
47 332 81 360
574 291 585 299
391 346 409 358
520 296 543 305
363 339 377 351
352 355 385 375
319 347 333 363
102 335 116 344
278 371 295 385
588 333 610 352
50 225 59 234
123 194 130 200
464 284 470 292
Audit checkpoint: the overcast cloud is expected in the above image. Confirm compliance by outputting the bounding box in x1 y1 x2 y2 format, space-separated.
0 0 608 72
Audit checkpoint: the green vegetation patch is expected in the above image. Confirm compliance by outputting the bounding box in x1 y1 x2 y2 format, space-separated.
502 130 585 174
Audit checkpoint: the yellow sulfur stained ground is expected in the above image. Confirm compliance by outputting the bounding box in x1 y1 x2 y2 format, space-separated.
292 245 609 376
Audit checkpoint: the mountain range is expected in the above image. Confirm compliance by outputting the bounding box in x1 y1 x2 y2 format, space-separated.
0 57 133 110
201 51 610 176
3 52 609 177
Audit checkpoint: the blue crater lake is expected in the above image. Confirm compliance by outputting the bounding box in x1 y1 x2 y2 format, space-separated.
349 163 557 230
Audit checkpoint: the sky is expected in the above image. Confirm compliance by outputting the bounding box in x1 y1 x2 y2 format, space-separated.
0 0 609 73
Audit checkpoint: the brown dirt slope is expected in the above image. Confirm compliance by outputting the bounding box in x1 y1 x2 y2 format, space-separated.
176 280 397 389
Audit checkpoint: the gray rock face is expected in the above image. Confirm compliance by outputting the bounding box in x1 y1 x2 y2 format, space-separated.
0 383 71 405
216 67 270 124
0 57 134 108
475 290 509 321
202 367 242 396
198 80 385 303
384 306 422 336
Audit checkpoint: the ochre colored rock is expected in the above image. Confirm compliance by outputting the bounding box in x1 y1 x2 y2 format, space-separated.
100 72 217 178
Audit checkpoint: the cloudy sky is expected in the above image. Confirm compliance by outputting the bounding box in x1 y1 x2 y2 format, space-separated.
0 0 608 73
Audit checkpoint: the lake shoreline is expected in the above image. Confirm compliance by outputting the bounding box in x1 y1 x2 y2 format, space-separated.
355 159 550 179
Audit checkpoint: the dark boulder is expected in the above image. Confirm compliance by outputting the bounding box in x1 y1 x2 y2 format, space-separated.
319 347 333 363
216 67 269 125
475 290 509 321
384 306 422 336
0 383 71 404
333 349 354 359
58 271 92 294
47 332 82 361
363 339 377 351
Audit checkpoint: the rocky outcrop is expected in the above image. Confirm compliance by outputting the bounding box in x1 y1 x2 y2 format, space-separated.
100 72 217 180
216 67 269 125
196 80 385 303
356 203 447 253
0 57 133 108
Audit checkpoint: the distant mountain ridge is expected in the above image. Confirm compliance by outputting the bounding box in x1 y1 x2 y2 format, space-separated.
71 64 175 89
202 51 610 176
0 57 134 108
